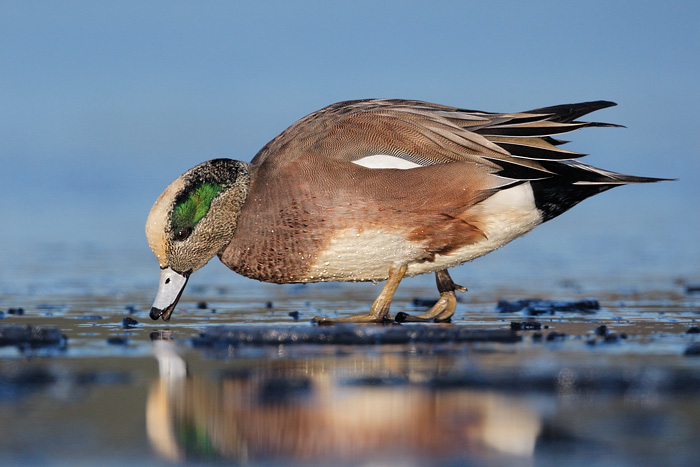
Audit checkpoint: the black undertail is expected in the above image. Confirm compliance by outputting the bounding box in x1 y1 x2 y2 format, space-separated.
530 179 615 222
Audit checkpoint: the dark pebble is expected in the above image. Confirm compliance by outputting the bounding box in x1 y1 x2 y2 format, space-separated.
196 301 208 309
0 324 66 348
265 301 274 309
604 334 619 343
121 317 139 329
8 308 25 315
75 370 132 386
532 332 543 341
510 321 542 331
288 310 300 319
687 327 700 334
0 368 57 397
107 337 129 346
125 305 137 314
546 332 567 341
685 284 700 294
595 325 609 337
496 299 600 315
684 344 700 356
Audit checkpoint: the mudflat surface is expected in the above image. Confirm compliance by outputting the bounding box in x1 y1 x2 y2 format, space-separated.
1 244 700 465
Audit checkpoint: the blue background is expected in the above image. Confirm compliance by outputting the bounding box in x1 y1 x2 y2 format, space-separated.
2 1 698 290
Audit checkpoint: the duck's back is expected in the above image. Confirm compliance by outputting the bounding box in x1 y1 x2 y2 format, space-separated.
220 99 665 283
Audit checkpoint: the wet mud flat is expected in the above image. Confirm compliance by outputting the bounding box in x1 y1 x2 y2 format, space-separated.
1 285 700 465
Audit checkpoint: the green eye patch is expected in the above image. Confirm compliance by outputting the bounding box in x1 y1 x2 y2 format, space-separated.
171 183 223 232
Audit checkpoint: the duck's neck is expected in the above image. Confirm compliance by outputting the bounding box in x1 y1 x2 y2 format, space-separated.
217 160 252 244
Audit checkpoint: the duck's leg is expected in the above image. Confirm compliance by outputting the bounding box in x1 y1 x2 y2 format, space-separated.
395 269 467 323
312 264 407 324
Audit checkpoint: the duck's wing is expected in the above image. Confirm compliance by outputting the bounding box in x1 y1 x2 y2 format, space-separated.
251 98 661 186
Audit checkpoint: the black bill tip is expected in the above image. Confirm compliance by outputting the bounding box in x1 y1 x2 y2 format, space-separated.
150 307 164 320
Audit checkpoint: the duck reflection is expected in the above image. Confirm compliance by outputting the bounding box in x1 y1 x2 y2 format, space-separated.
147 342 541 464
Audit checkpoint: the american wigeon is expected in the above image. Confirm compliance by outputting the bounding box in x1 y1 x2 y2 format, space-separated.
146 99 664 323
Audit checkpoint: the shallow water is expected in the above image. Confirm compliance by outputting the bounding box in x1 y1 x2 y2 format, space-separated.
1 238 700 465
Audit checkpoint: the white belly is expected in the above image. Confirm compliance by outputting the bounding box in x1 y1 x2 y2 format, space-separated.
306 230 424 281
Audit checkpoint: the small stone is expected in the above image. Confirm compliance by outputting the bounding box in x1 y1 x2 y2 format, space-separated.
604 334 619 343
546 331 566 341
8 308 25 315
686 327 700 334
496 299 599 315
196 301 208 309
107 337 129 346
0 325 66 347
288 311 300 319
684 344 700 356
510 321 542 331
121 317 139 329
595 325 609 337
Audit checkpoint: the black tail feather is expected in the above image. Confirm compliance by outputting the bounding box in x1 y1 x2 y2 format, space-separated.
526 100 618 123
530 165 672 222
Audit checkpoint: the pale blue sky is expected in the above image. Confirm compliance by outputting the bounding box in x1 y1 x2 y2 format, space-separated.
2 1 699 281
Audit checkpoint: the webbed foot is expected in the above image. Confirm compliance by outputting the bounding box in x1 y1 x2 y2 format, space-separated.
394 269 466 323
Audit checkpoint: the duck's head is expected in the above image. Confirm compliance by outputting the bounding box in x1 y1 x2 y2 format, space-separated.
145 158 251 321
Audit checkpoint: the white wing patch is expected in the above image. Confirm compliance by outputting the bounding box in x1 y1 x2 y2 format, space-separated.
352 154 422 170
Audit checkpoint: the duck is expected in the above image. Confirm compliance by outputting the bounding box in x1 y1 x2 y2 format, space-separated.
145 98 665 323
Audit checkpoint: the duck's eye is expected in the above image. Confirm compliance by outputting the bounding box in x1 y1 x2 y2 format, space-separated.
175 226 193 241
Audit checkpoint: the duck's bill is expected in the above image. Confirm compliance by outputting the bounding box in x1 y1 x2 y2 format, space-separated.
150 267 189 321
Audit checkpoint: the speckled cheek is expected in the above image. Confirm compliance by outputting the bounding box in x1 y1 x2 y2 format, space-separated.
145 177 186 267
